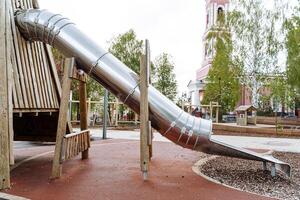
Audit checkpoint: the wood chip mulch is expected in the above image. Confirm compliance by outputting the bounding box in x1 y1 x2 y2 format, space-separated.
200 152 300 200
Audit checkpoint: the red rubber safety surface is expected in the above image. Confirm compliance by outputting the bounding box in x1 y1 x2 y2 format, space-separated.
4 139 273 200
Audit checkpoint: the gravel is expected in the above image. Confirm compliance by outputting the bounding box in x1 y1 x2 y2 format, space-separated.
199 152 300 200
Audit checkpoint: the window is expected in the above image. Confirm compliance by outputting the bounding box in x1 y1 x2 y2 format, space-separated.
206 14 209 26
217 7 224 22
204 43 209 58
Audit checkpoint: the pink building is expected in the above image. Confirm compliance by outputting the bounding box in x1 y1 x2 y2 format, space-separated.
197 0 230 81
188 0 297 116
188 0 230 106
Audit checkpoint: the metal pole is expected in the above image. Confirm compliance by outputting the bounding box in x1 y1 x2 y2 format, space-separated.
103 89 109 139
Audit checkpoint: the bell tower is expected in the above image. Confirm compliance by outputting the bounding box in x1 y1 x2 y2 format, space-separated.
196 0 229 82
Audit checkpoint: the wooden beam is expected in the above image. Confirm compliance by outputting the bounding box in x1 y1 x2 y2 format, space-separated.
0 0 11 189
140 39 151 180
32 0 39 8
79 73 89 159
71 67 87 82
6 0 14 166
51 58 74 179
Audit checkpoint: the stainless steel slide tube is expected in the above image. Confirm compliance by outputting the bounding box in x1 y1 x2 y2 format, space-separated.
15 9 212 150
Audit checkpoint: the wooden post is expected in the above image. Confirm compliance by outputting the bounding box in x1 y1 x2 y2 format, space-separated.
51 58 74 179
87 98 91 124
102 89 108 140
115 98 119 126
0 0 10 189
79 73 89 159
210 101 213 120
140 39 151 180
216 103 219 123
6 0 14 166
134 113 138 125
148 122 153 160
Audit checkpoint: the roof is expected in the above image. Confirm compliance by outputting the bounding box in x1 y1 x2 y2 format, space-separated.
235 105 257 112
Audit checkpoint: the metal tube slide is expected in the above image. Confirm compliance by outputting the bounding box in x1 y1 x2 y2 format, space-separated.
15 9 290 177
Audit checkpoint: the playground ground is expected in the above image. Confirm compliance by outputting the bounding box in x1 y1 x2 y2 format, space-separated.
2 129 300 200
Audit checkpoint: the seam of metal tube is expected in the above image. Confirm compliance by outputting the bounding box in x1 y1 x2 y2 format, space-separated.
123 81 141 104
88 52 110 75
162 111 183 136
43 14 61 40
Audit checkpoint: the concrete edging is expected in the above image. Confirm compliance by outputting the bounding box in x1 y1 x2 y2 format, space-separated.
192 156 274 199
0 192 30 200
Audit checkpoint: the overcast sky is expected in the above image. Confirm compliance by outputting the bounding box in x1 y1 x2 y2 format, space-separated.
38 0 298 95
39 0 206 94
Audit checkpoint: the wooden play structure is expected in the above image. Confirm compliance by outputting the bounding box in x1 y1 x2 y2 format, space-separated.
69 98 140 127
235 105 257 126
1 0 291 191
0 0 90 189
181 101 221 122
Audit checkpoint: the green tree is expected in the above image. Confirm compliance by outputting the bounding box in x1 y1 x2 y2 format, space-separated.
286 5 300 90
229 0 287 107
108 29 143 74
202 18 240 114
108 29 144 119
153 53 178 101
269 75 296 113
51 48 104 101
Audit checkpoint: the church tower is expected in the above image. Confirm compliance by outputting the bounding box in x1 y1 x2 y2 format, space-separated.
194 0 229 101
188 0 229 106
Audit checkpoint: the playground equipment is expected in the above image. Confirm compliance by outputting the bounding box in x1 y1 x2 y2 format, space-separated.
182 101 221 122
0 0 291 189
16 8 291 172
236 105 257 126
69 98 140 126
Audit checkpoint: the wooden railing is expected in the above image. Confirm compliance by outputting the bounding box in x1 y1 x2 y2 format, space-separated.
61 130 90 162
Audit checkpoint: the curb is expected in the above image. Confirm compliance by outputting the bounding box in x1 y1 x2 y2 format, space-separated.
192 156 274 199
0 192 30 200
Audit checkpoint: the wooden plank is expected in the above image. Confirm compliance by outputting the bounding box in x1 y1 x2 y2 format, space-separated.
38 46 51 108
6 1 20 109
45 46 58 109
9 1 27 108
13 108 58 113
64 130 89 138
32 0 39 8
0 0 11 189
16 30 33 108
66 139 70 160
21 0 36 108
45 44 62 98
29 43 43 108
51 58 74 179
47 64 58 108
20 34 36 108
79 76 89 159
41 47 55 108
26 42 41 108
34 43 47 108
6 2 14 165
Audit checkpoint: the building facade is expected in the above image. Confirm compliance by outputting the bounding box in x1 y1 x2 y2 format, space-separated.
188 0 230 106
197 0 229 99
188 0 297 116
